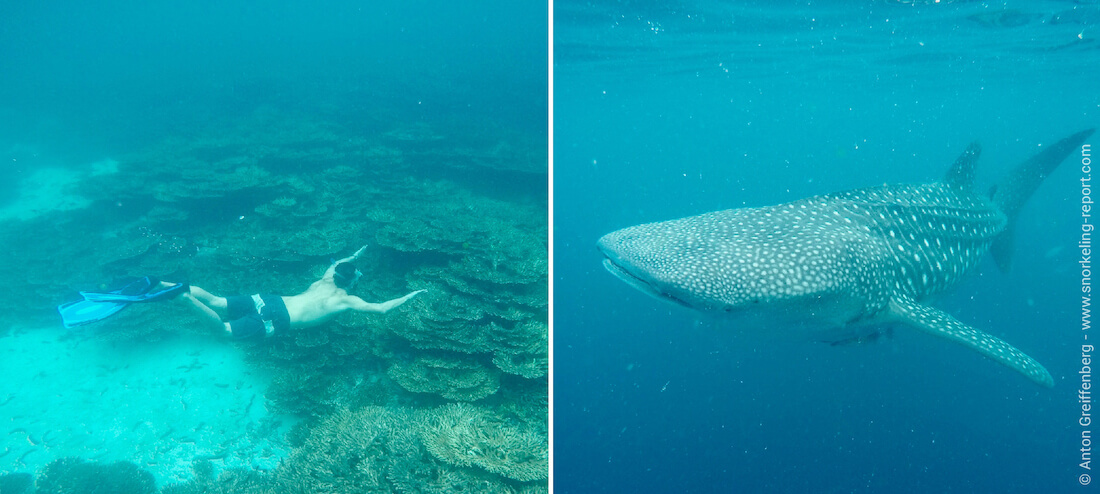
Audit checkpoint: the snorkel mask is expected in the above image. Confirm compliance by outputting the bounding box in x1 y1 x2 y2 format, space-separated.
333 262 363 289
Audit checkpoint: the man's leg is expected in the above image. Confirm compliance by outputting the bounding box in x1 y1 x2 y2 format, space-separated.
179 293 232 335
163 283 232 335
188 285 230 319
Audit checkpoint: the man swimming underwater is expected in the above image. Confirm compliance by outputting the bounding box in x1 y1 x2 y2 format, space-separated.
173 245 425 338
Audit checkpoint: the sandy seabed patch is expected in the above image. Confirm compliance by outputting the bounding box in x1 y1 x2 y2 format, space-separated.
0 159 118 221
0 324 294 486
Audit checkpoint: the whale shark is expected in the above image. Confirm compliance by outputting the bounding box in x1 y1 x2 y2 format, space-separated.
598 129 1095 387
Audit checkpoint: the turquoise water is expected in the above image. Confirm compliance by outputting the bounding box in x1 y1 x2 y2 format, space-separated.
0 1 547 492
555 0 1095 492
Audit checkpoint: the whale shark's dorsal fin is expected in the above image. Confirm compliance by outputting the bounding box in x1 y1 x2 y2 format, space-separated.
887 297 1053 387
989 128 1096 271
944 141 981 190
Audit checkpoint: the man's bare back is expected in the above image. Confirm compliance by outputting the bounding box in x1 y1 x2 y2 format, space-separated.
177 245 425 338
283 272 425 330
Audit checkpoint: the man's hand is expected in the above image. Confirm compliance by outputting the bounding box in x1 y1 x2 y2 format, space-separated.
326 244 370 279
402 289 427 301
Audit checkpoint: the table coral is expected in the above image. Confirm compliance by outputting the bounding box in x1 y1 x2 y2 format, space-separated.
362 179 548 389
387 352 501 402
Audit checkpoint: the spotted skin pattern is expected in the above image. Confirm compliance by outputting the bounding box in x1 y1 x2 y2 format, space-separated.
599 131 1094 387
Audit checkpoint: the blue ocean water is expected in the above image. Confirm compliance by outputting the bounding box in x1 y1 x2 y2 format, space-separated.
0 1 546 157
1 1 547 491
554 1 1096 493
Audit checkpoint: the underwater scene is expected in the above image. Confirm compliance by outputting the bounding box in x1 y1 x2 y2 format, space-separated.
0 1 547 493
556 0 1094 493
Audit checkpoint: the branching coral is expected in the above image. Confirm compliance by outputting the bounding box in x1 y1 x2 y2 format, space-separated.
274 405 538 493
275 406 405 493
161 460 277 494
272 406 453 493
419 403 548 482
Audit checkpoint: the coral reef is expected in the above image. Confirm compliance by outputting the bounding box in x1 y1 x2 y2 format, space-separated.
384 117 547 175
161 461 276 494
35 457 156 494
420 403 548 483
274 406 414 492
387 352 501 402
365 180 548 385
0 473 33 494
0 106 547 492
271 405 546 493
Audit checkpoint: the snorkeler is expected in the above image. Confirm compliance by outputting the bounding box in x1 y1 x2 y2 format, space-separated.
174 245 425 338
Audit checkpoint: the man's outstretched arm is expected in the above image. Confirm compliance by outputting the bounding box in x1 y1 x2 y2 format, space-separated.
324 244 368 279
344 289 427 314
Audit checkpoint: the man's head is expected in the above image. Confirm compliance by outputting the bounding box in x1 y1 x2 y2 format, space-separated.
333 262 362 289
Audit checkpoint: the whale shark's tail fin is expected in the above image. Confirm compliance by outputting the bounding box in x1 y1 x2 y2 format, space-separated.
989 128 1095 271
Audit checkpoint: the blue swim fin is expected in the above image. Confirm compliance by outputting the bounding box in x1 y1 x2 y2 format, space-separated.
80 280 187 303
57 298 129 328
58 277 187 328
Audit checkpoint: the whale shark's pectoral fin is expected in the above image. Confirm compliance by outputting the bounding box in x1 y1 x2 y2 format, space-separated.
887 297 1053 387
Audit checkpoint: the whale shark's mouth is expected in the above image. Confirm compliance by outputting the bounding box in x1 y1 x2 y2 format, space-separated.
600 255 693 309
